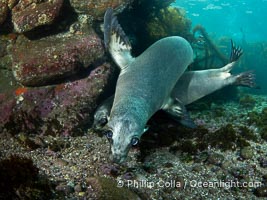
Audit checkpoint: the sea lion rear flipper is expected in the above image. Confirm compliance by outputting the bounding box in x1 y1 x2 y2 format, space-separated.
230 39 243 62
234 71 260 89
220 40 243 73
104 8 134 71
163 98 197 129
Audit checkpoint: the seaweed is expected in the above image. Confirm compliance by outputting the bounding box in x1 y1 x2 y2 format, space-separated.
247 107 267 141
207 124 239 150
118 0 193 55
239 95 256 108
146 7 192 44
260 127 267 141
140 114 255 161
239 126 258 141
192 25 228 68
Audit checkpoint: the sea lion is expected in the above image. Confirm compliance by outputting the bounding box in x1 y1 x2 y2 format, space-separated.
93 41 256 129
102 8 194 163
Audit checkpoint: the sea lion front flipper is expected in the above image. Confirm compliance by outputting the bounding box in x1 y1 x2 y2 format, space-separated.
163 98 197 129
104 8 135 71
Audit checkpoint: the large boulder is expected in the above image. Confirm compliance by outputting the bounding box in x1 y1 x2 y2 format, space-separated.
12 0 64 33
69 0 132 20
1 63 113 135
11 31 104 86
0 0 8 25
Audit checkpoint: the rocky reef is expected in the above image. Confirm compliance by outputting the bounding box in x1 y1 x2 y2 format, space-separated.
1 63 113 136
0 0 127 135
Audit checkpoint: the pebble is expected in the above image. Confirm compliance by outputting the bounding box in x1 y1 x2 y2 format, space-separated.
55 184 74 194
206 152 224 166
240 146 254 159
78 192 85 197
55 158 68 167
74 184 82 193
221 160 232 169
259 157 267 168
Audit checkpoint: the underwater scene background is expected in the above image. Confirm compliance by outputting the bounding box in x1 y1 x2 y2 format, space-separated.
173 0 267 94
0 0 267 199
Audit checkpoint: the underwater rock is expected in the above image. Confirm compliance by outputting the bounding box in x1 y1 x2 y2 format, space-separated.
0 38 14 70
0 0 8 25
0 155 54 199
12 0 63 33
69 0 132 19
11 31 104 86
254 185 267 197
86 177 140 199
7 0 18 9
0 39 8 58
0 96 16 130
206 152 224 166
240 146 254 159
1 63 113 136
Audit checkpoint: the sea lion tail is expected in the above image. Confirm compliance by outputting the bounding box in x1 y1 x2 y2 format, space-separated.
104 8 134 70
234 71 260 89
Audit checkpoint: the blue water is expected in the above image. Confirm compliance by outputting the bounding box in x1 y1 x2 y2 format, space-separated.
172 0 267 43
172 0 267 94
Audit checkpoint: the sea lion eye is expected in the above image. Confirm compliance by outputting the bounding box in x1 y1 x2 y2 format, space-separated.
131 137 139 146
105 130 113 139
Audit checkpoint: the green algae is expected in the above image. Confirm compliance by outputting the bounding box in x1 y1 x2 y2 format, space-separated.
151 122 255 157
260 127 267 141
247 107 267 141
118 0 193 55
239 126 258 141
146 7 192 43
239 95 257 108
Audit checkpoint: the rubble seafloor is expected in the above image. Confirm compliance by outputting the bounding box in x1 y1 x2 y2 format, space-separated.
0 93 266 199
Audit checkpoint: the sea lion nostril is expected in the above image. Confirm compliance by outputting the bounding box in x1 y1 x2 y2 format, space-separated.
104 130 113 139
99 117 108 126
130 137 139 146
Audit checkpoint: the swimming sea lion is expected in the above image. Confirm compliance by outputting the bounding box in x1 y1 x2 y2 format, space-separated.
102 8 194 163
93 40 255 129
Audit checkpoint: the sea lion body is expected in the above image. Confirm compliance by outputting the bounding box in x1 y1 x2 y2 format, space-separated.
111 36 193 119
108 36 193 163
94 62 255 129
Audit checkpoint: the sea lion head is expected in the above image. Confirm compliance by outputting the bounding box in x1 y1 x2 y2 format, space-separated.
93 108 109 130
103 116 145 164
